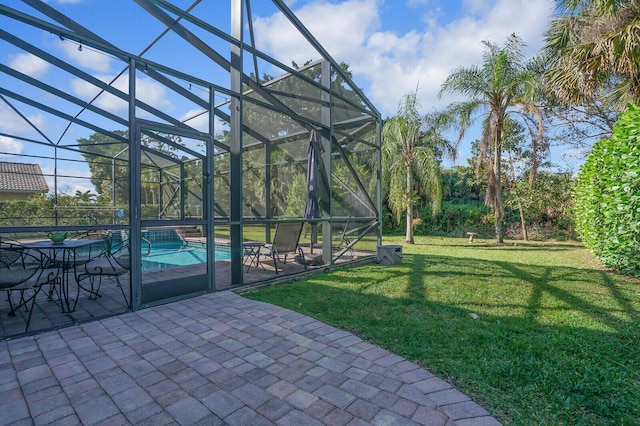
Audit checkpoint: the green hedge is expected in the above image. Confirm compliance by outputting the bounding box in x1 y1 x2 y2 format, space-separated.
383 201 492 237
574 104 640 276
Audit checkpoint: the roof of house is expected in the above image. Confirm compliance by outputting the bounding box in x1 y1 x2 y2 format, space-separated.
0 161 49 193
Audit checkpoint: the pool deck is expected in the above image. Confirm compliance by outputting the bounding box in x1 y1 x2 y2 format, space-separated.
1 291 501 425
0 246 355 339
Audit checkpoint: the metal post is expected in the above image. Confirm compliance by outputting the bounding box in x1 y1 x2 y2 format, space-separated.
265 142 271 243
321 60 332 265
376 119 383 247
158 169 163 219
129 58 141 309
207 87 215 291
229 0 243 285
179 162 185 220
112 157 116 225
54 146 59 226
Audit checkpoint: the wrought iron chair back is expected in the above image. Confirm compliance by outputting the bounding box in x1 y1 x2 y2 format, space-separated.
75 239 131 309
0 245 60 332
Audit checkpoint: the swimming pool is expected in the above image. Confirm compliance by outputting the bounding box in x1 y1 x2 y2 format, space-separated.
142 242 231 270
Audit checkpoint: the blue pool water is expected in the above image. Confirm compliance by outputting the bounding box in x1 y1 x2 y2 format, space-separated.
142 243 231 270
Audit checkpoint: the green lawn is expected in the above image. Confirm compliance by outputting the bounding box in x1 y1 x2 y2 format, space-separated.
243 236 640 425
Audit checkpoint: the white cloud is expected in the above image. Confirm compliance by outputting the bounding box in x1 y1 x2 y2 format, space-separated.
368 0 555 115
180 109 209 133
70 73 173 115
254 0 380 68
136 77 174 113
40 163 94 195
0 104 48 136
0 136 24 156
462 0 491 15
179 110 233 147
8 53 50 79
256 0 554 117
70 77 126 113
55 39 112 73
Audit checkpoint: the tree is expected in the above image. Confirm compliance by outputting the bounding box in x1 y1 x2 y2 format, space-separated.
77 131 129 206
506 171 575 239
237 61 372 219
440 33 543 243
442 165 483 203
74 190 97 205
382 90 455 244
544 0 640 109
503 119 533 240
543 95 618 159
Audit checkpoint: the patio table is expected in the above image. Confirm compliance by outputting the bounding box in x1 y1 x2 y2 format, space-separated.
242 241 265 272
24 239 103 313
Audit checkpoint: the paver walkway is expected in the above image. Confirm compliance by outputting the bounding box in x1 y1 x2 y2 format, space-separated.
0 291 501 425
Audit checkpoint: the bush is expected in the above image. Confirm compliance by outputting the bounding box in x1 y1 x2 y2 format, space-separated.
574 104 640 276
381 205 402 234
415 201 491 237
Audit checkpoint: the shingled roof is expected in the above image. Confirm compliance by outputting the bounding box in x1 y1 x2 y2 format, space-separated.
0 161 49 193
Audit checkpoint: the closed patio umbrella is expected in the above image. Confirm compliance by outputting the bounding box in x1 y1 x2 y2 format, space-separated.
304 129 321 253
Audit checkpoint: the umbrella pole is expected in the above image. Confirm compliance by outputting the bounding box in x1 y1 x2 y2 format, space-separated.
310 223 317 254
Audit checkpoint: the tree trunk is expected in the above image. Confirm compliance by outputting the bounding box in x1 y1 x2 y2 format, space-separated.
506 150 529 242
406 205 414 244
406 164 414 244
518 205 528 241
494 122 504 244
494 208 503 244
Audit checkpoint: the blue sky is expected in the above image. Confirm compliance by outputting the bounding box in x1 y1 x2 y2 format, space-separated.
273 0 555 113
2 0 576 195
258 0 562 166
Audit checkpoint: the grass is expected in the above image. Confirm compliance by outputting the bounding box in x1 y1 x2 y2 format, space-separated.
243 236 640 425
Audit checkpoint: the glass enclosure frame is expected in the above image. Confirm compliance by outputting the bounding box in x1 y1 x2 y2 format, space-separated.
0 1 382 327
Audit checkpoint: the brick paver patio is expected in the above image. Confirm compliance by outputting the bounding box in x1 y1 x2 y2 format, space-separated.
0 291 501 425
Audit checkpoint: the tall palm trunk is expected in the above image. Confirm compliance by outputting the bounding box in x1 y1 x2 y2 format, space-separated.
406 163 414 244
493 160 504 243
494 122 504 244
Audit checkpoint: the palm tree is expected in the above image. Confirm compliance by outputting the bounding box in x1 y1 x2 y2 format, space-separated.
382 90 455 244
74 190 97 204
439 33 541 244
545 0 640 108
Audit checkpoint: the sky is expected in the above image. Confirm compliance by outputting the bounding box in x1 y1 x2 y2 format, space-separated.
1 0 572 195
273 0 555 116
258 0 561 167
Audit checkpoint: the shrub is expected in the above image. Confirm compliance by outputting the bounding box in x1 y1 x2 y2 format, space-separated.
415 201 491 237
574 104 640 276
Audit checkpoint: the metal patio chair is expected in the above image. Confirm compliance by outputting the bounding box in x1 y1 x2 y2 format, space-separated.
68 229 112 275
70 230 112 263
75 240 131 308
261 222 306 274
1 245 60 332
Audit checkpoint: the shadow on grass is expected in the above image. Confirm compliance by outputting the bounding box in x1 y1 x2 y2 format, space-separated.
245 253 640 425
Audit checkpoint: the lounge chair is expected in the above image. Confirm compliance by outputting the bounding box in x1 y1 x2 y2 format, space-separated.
261 222 306 274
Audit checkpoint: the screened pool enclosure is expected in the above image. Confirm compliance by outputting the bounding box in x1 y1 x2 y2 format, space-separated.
0 1 381 336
